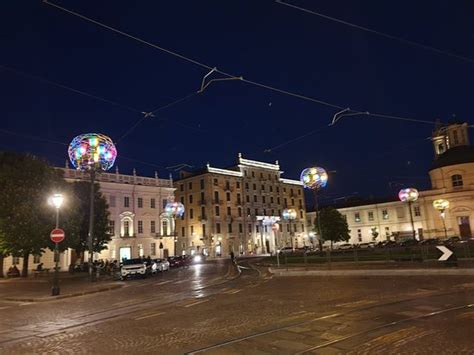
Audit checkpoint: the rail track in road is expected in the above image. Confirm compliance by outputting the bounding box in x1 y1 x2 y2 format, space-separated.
185 285 474 354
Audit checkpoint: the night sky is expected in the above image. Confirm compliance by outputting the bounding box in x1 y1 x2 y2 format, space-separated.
1 1 474 204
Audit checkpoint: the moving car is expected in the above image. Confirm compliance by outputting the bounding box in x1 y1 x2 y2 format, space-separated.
154 258 170 272
120 258 150 279
168 256 185 268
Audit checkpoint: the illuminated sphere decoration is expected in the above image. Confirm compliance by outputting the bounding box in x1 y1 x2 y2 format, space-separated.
68 133 117 172
165 202 185 218
398 188 419 202
300 167 328 190
433 199 450 212
282 208 297 221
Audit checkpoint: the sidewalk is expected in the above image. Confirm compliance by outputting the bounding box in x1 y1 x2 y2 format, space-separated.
0 273 123 302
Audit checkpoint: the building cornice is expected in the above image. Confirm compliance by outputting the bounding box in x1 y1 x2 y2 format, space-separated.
206 164 243 177
279 178 303 186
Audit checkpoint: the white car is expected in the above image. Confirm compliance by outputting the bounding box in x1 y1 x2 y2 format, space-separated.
154 259 170 272
338 243 353 250
121 259 150 279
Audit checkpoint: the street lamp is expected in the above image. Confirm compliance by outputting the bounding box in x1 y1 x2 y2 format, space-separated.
68 133 117 281
49 193 64 296
398 188 419 240
300 167 328 250
433 199 450 239
165 200 185 256
282 208 297 249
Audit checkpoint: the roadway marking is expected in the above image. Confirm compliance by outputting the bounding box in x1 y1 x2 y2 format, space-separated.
174 280 187 284
0 306 10 310
222 289 242 295
183 299 209 308
134 311 165 321
156 280 172 285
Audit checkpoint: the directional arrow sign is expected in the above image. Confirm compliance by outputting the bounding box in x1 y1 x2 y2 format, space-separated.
436 245 453 261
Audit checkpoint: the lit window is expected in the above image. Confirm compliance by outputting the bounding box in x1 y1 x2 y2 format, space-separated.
414 206 421 217
382 210 389 220
368 211 374 221
138 220 143 234
151 220 156 234
138 197 143 208
355 212 361 222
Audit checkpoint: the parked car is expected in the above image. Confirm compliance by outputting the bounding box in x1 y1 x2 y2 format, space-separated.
399 239 419 247
419 238 439 245
445 236 461 244
357 243 372 249
378 240 397 248
338 243 353 250
154 258 170 272
120 258 150 279
279 247 294 254
168 256 184 268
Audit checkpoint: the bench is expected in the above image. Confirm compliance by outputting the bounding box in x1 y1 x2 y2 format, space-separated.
32 268 51 277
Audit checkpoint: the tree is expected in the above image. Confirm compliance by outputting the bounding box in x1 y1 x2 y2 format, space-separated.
68 181 111 258
371 227 379 241
0 233 10 278
0 152 66 277
314 207 350 249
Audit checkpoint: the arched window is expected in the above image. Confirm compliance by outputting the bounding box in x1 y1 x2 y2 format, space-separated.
452 174 463 187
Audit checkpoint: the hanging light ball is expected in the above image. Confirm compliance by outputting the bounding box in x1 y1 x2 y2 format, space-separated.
165 202 185 218
433 199 449 211
68 133 117 172
398 188 419 202
282 208 297 220
300 167 328 190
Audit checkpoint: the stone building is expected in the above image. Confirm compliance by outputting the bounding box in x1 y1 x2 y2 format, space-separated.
174 154 307 256
307 121 474 246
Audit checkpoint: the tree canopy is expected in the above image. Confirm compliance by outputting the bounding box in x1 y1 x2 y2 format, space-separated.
314 207 351 247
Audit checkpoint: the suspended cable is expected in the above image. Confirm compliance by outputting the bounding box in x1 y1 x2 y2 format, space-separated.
275 0 474 65
264 125 330 153
0 64 142 114
0 128 68 146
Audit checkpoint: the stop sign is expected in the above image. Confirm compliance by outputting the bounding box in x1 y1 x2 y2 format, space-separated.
50 229 65 243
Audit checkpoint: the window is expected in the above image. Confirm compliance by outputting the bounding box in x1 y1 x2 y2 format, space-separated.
287 224 290 232
246 195 250 203
254 195 257 202
248 224 252 233
357 229 362 242
291 189 294 196
270 196 274 203
260 173 263 178
284 198 287 206
256 225 260 233
138 197 143 208
109 220 115 236
269 186 273 193
262 196 266 204
255 208 259 215
200 179 204 189
138 220 143 234
191 225 194 234
226 181 230 190
245 182 249 189
283 188 286 193
124 220 130 236
452 174 463 187
162 220 168 236
150 198 156 209
263 209 266 215
226 192 231 201
151 243 156 256
190 209 194 219
227 206 231 216
237 193 241 204
182 227 185 237
151 220 156 234
163 199 167 208
236 182 240 188
261 185 265 191
368 211 374 221
253 183 256 190
299 199 303 208
33 255 41 264
277 197 280 204
414 206 421 217
239 224 243 233
110 195 116 207
200 192 205 203
301 224 305 232
180 184 184 192
382 209 389 220
203 224 206 236
278 209 281 216
180 196 184 204
216 223 221 233
238 207 242 217
228 223 232 233
291 199 295 206
300 210 304 218
355 212 361 222
213 178 218 185
276 187 279 193
188 182 193 190
247 208 251 215
215 206 220 216
298 189 301 195
189 195 193 203
271 209 274 216
124 196 130 208
214 191 219 202
201 206 206 219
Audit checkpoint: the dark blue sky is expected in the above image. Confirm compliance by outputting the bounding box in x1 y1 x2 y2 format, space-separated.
1 1 473 203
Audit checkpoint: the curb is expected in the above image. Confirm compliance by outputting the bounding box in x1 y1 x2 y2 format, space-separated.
4 283 124 302
269 267 474 277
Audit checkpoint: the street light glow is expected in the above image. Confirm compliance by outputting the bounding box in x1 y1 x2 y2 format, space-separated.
50 193 64 209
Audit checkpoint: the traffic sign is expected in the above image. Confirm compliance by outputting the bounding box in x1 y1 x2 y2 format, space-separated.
436 245 453 261
50 229 65 243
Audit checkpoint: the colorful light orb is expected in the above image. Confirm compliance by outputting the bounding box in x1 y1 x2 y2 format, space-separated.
300 167 328 190
398 188 419 202
282 208 297 220
433 199 450 211
68 133 117 172
165 202 185 218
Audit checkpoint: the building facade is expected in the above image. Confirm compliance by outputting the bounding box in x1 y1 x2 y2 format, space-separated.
174 154 307 256
307 122 474 246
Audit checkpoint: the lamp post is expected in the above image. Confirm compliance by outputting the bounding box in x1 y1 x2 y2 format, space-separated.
68 133 117 281
282 208 297 250
300 167 328 250
433 199 450 239
398 188 419 240
165 200 185 256
49 193 64 296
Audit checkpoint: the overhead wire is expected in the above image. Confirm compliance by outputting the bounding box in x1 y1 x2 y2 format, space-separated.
275 0 474 65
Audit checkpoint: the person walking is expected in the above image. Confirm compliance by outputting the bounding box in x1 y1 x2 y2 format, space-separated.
230 251 235 264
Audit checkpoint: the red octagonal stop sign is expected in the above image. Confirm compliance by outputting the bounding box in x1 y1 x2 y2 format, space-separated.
50 229 65 243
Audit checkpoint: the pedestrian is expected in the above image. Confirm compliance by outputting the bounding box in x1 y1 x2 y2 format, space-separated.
230 251 235 263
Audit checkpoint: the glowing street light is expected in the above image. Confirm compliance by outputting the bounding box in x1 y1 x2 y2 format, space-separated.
49 193 64 296
301 167 328 249
433 199 450 239
282 208 297 249
398 188 419 240
165 200 185 256
68 133 117 281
